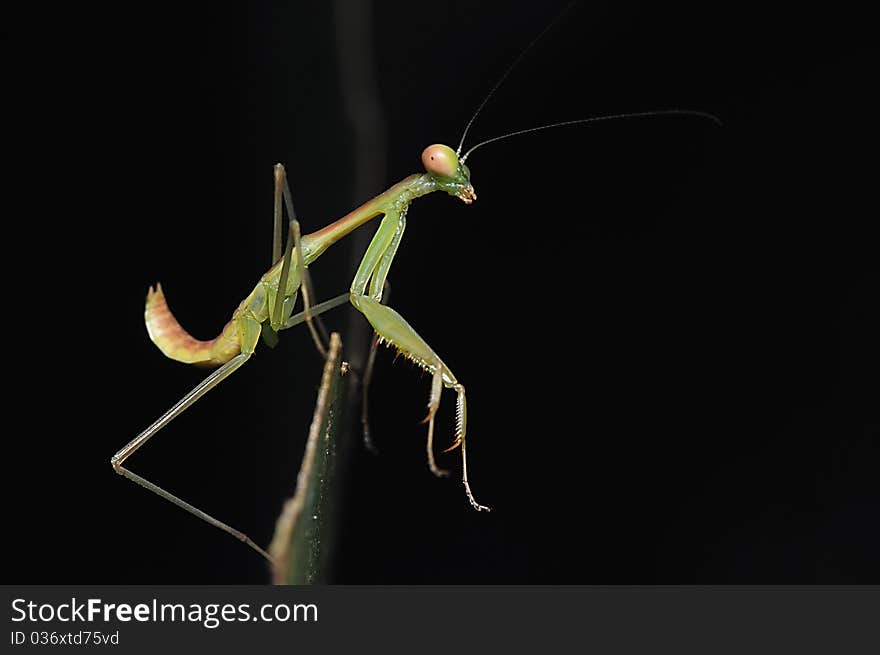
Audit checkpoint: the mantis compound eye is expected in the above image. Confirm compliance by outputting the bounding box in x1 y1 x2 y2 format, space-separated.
421 144 459 178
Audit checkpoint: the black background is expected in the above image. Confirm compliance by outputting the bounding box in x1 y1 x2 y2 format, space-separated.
5 1 878 583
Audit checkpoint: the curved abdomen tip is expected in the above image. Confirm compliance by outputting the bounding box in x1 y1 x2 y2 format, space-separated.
145 283 239 365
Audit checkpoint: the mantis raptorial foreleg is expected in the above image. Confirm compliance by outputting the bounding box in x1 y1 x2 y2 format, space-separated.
349 208 489 511
352 295 487 511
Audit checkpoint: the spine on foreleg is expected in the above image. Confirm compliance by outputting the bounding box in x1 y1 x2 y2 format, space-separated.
450 386 466 451
144 284 241 366
440 385 466 452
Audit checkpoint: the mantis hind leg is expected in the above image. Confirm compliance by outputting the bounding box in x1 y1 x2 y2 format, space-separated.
350 294 490 512
111 315 273 560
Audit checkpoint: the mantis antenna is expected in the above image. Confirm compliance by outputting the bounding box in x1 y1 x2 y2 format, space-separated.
460 110 722 163
455 3 721 163
455 2 575 156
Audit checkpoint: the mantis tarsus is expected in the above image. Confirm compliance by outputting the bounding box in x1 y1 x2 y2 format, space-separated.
112 17 720 563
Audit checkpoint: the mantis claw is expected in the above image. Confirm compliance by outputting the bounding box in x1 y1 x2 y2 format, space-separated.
464 481 491 512
443 437 462 453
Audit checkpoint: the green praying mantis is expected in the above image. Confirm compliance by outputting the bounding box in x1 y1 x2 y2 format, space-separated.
111 17 720 563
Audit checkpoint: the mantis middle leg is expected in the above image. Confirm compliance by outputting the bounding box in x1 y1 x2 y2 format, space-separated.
271 164 330 353
349 209 490 511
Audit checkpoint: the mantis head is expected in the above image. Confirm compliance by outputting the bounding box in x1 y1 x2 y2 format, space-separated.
421 144 476 204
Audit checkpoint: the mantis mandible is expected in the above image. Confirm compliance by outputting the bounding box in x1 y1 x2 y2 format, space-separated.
111 16 720 562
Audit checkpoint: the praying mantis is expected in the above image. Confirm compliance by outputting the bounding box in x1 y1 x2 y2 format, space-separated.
111 9 720 564
113 144 488 561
